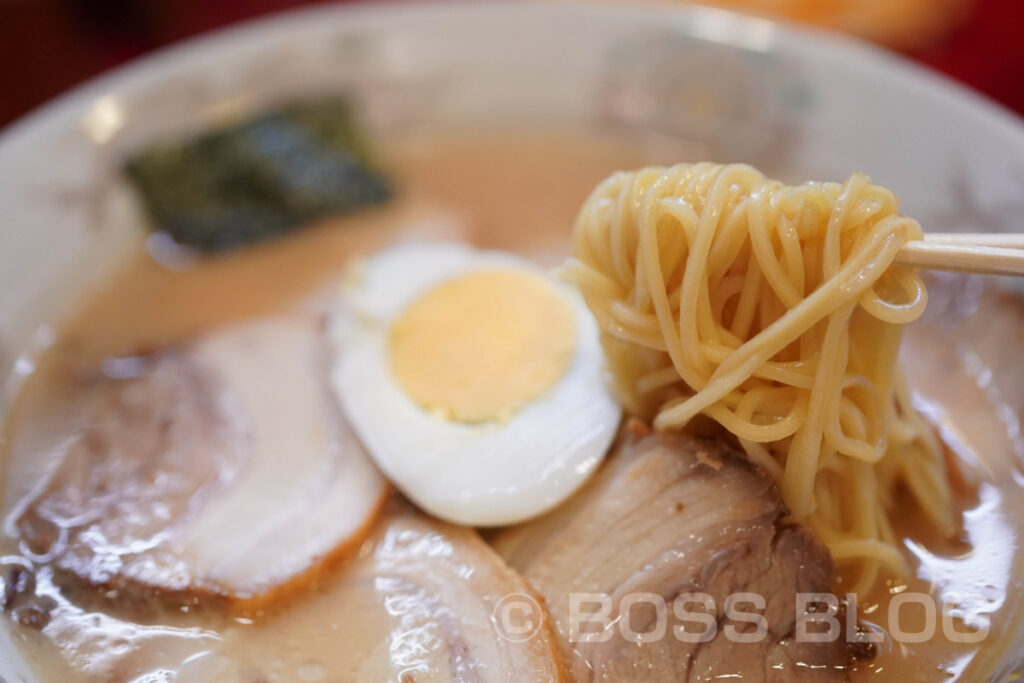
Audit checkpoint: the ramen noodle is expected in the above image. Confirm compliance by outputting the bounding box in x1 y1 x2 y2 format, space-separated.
564 162 955 596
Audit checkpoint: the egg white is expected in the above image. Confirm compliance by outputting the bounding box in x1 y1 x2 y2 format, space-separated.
331 242 621 526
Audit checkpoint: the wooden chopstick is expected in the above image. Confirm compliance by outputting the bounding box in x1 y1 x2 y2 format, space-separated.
923 232 1024 249
895 234 1024 276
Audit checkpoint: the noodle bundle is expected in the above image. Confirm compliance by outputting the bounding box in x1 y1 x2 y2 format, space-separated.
564 162 955 596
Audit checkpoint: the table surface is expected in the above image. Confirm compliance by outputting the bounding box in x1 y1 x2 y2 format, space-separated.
1 0 1023 131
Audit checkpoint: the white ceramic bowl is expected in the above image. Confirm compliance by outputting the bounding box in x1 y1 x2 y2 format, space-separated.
2 2 1024 679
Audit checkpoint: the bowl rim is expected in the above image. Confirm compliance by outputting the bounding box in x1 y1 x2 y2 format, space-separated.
2 0 1024 158
2 2 1024 680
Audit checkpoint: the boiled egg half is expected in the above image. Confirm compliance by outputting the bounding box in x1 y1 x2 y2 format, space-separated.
331 242 620 526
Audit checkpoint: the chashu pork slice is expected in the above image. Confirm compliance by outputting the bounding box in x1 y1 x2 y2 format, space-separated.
494 424 855 682
98 505 569 681
14 316 389 612
265 506 569 682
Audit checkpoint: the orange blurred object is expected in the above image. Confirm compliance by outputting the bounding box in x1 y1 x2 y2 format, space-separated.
697 0 974 50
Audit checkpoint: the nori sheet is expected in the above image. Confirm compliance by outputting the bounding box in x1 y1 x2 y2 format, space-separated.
124 98 392 252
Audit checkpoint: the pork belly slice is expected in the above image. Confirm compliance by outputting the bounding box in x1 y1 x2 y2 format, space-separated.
94 505 569 681
14 316 389 612
317 507 568 682
495 428 854 682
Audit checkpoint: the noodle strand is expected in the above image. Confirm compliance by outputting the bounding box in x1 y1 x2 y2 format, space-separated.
566 163 954 597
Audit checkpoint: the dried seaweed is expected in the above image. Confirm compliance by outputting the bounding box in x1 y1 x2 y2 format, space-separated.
124 99 391 252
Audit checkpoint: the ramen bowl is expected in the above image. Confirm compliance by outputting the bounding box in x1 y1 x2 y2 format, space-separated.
1 2 1023 680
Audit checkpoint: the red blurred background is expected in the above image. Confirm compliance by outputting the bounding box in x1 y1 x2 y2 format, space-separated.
1 0 1023 130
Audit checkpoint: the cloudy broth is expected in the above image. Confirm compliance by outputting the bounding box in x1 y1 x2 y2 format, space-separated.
1 129 1022 682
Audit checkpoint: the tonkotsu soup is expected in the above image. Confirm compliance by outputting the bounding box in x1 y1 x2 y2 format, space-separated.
0 128 1022 682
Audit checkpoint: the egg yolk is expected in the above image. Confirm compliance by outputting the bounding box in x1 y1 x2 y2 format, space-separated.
389 269 577 423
